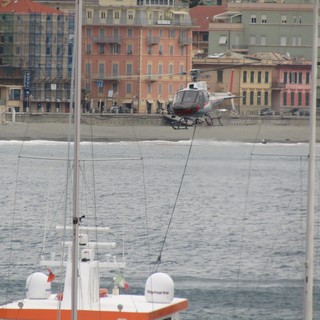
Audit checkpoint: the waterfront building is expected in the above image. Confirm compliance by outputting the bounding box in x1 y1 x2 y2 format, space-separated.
209 0 315 60
193 51 311 114
0 0 71 113
189 2 226 58
40 0 193 114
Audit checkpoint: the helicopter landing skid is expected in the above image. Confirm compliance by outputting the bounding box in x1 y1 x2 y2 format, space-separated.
204 113 223 127
171 114 223 130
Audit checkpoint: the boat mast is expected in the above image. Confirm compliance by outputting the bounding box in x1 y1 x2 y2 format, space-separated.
71 0 82 318
303 0 318 319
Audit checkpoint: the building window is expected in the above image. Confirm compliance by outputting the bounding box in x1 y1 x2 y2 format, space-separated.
85 63 91 75
128 28 133 38
251 15 257 24
219 35 227 44
299 72 303 84
243 71 247 83
112 63 118 77
297 37 302 46
280 37 287 46
306 72 310 84
217 70 223 83
114 11 120 19
250 71 254 83
298 92 302 106
265 71 269 83
100 11 106 19
158 83 162 95
257 71 262 83
168 83 173 95
249 36 256 45
250 91 254 105
242 91 247 105
9 89 21 100
306 92 309 106
128 11 134 19
147 83 151 94
86 44 91 53
126 82 132 94
112 82 118 93
291 92 295 105
260 36 266 45
98 63 104 77
87 10 93 19
126 63 132 76
158 64 163 78
86 27 91 37
112 44 120 54
264 92 269 105
169 29 175 39
127 44 133 54
169 64 173 77
281 15 287 24
283 92 287 106
261 15 267 24
169 45 174 55
290 72 297 84
99 44 104 54
257 91 261 105
284 72 288 84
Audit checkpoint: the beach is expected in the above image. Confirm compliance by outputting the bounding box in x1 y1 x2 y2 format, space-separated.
0 120 316 143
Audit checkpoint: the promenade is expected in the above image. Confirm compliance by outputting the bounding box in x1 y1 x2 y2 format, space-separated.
0 113 317 143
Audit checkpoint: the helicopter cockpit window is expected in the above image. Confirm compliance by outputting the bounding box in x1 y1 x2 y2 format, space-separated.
198 91 205 104
174 91 184 103
182 90 198 103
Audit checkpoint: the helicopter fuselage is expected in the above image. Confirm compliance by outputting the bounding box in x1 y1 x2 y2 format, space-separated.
172 87 211 117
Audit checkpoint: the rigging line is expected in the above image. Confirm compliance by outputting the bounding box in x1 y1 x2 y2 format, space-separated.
126 125 149 312
18 155 141 161
251 153 309 158
34 167 73 265
249 120 264 155
130 126 152 271
233 144 254 317
87 115 102 268
153 124 197 273
5 152 23 303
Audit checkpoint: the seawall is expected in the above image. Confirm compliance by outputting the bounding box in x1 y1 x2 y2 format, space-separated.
11 112 312 127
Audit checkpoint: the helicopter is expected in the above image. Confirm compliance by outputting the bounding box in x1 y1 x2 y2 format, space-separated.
167 69 237 130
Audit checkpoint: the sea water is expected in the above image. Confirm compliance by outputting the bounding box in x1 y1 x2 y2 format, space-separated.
0 139 319 320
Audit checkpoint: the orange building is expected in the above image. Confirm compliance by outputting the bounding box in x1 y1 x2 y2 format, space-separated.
81 0 193 114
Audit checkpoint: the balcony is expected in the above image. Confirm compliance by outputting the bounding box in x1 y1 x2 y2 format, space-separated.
179 37 192 46
92 36 121 44
92 74 119 81
147 36 160 46
144 76 157 82
272 82 285 90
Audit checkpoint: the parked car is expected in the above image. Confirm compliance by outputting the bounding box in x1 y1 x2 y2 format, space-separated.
259 108 274 116
291 108 310 116
110 106 119 113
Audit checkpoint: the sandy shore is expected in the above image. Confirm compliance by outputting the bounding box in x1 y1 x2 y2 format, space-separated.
0 121 316 143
